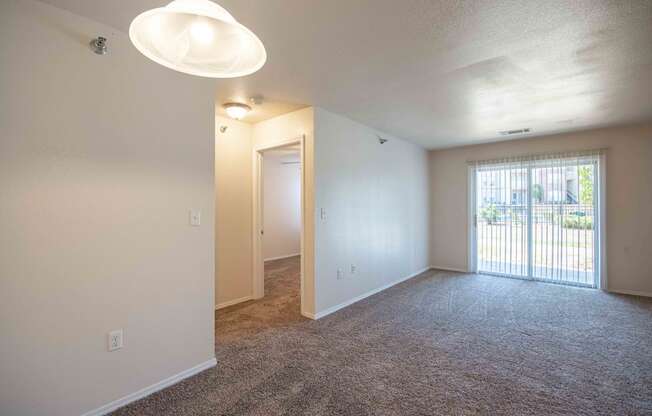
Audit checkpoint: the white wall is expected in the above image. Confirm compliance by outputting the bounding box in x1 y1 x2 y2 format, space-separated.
429 123 652 296
215 116 253 307
219 107 431 317
0 1 216 415
313 108 431 314
263 153 301 261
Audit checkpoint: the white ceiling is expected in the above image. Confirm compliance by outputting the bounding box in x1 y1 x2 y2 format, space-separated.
40 0 652 149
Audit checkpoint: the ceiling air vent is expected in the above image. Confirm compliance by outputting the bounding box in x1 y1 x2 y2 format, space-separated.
499 128 531 136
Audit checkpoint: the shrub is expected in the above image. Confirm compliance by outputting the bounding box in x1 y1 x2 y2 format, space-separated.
480 204 499 224
563 215 593 230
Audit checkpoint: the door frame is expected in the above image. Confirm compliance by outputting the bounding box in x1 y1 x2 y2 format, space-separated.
467 165 477 273
252 135 306 311
597 153 608 290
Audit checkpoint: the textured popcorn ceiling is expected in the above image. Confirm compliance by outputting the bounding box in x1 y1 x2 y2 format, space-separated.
41 0 652 148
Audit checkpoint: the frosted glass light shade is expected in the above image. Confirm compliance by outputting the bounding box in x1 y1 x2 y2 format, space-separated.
223 102 251 119
129 0 266 78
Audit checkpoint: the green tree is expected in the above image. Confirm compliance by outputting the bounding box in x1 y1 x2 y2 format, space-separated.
579 166 593 204
532 183 544 203
480 204 499 224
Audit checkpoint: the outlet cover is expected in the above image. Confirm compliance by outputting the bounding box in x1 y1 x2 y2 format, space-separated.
108 329 123 352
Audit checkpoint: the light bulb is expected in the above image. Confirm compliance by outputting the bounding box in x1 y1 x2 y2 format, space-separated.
190 21 214 44
223 103 251 120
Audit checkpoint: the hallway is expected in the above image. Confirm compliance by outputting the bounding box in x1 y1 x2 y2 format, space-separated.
216 255 303 343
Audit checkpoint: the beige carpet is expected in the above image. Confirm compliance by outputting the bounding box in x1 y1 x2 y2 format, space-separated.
215 255 304 344
113 256 652 415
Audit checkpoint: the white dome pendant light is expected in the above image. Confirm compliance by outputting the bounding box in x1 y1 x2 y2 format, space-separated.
129 0 266 78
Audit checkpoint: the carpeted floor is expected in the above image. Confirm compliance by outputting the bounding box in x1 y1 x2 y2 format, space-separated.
113 256 652 415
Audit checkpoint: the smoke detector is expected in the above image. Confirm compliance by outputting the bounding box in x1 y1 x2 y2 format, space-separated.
249 95 264 106
90 36 108 55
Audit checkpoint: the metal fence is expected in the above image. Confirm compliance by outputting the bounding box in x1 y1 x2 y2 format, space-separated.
477 203 595 286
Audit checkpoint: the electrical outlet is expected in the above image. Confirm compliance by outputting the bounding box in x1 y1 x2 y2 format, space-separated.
350 264 356 274
337 268 343 280
320 208 327 221
108 329 123 352
189 210 201 226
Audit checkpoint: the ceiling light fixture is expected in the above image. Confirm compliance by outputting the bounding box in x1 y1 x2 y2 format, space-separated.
223 102 251 120
129 0 267 78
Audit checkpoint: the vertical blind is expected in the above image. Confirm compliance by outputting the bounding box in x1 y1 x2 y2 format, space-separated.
470 149 604 288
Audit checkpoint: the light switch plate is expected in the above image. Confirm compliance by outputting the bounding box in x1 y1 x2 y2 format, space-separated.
190 210 201 226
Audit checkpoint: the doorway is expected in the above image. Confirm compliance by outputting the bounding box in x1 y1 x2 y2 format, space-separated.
469 151 606 288
252 136 306 312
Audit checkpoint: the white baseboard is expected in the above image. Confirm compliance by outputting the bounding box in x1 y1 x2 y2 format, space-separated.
430 265 469 273
608 288 652 298
301 310 316 320
264 253 300 262
310 266 432 320
80 358 217 416
215 295 252 310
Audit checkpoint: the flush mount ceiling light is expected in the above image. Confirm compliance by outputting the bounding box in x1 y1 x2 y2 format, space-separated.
129 0 266 78
223 102 251 120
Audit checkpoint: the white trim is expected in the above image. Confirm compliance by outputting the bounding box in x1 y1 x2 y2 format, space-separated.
264 253 300 262
253 136 303 152
252 150 264 299
308 267 432 320
608 288 652 298
598 153 607 290
431 265 469 273
80 358 217 416
215 295 253 310
467 165 477 273
300 311 317 320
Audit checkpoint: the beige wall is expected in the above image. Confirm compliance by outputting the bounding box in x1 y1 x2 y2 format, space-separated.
313 108 431 314
263 153 301 261
215 116 253 307
0 1 216 415
252 107 314 149
430 123 652 295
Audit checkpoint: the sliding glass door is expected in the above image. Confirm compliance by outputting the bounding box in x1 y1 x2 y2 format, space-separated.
476 163 529 277
472 151 602 288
